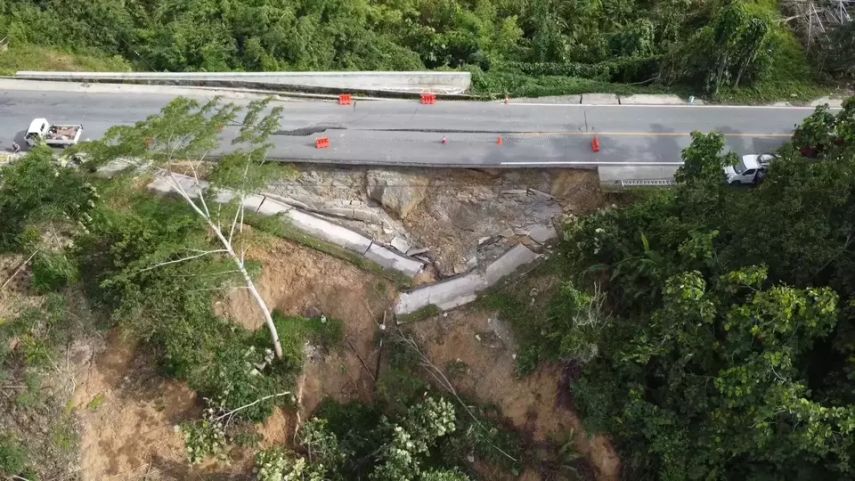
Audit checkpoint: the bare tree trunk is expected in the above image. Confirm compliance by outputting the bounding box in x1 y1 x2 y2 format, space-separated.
209 223 284 359
166 171 284 359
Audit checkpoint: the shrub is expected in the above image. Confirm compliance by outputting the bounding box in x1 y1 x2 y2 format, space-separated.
31 251 78 292
0 436 27 476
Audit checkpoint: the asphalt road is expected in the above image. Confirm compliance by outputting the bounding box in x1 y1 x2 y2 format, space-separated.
0 85 824 168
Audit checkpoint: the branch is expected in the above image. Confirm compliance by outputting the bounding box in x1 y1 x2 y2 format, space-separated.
214 391 291 424
228 195 243 244
138 249 227 273
1 249 39 292
188 154 212 218
167 171 209 220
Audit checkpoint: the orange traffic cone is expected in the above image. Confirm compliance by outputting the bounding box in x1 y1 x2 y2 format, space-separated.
592 136 601 153
497 136 504 145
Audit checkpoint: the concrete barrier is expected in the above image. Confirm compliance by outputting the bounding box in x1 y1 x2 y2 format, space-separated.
15 71 472 95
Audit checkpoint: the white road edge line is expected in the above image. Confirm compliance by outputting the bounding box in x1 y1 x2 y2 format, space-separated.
500 161 685 166
500 102 837 110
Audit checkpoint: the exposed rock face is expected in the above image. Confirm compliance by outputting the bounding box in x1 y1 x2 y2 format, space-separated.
366 170 429 220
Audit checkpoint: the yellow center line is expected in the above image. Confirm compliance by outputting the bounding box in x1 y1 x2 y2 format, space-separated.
511 131 792 138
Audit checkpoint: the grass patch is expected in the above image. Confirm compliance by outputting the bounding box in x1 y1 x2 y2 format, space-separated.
270 310 344 351
0 43 130 75
0 435 29 478
86 393 106 412
245 212 412 289
395 304 440 324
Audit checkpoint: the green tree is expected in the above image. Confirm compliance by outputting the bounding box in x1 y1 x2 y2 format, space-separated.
82 97 286 358
0 146 97 250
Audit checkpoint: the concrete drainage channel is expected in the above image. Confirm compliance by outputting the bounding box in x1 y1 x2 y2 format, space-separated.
394 243 543 316
147 172 551 316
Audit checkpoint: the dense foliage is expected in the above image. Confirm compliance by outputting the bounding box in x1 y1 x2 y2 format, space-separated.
540 98 855 479
255 398 469 481
0 147 96 249
0 0 828 96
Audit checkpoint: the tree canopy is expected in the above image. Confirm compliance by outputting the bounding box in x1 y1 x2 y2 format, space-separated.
544 98 855 480
0 0 824 95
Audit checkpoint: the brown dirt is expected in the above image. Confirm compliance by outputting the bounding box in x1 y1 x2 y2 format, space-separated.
408 308 620 481
548 169 605 214
218 231 396 415
73 330 249 481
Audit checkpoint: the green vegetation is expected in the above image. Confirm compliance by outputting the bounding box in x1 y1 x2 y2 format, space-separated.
0 435 30 479
507 97 855 479
76 194 297 421
0 151 93 479
179 357 525 480
395 304 440 324
256 397 468 481
0 0 847 101
1 97 515 479
0 43 130 75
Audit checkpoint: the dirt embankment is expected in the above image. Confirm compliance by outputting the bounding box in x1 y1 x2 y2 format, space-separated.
408 309 621 481
26 166 610 481
218 231 396 415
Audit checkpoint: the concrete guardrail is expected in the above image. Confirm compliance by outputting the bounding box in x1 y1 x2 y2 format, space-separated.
15 71 472 95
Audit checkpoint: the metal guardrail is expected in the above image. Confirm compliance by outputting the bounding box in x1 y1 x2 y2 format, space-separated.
619 178 676 188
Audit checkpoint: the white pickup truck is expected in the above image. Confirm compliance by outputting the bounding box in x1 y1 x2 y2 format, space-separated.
723 153 777 185
25 118 83 148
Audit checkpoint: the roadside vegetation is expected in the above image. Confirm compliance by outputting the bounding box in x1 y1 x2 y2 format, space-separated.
484 97 855 479
0 0 851 102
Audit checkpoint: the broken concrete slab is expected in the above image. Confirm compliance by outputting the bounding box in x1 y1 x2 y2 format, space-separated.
147 172 427 279
364 243 424 278
395 243 541 316
582 93 620 105
407 247 430 257
395 272 487 315
287 209 374 254
95 158 141 178
254 196 292 216
391 236 411 254
485 244 538 286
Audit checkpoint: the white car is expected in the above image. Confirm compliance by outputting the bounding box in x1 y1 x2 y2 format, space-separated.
724 153 777 185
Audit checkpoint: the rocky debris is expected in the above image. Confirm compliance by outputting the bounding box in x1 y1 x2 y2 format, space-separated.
366 169 429 220
528 224 558 244
265 166 603 279
391 236 411 254
407 247 430 257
